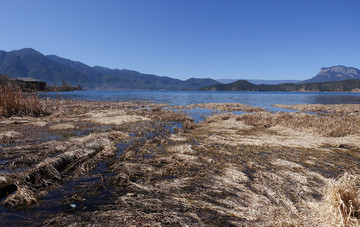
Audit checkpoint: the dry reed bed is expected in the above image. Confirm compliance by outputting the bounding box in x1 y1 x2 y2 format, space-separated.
184 102 264 112
237 111 360 137
43 99 150 117
47 131 360 226
1 131 128 208
319 173 360 226
0 85 48 117
189 112 360 150
0 100 173 210
45 105 359 226
0 100 192 218
274 104 360 114
1 100 360 226
178 111 360 226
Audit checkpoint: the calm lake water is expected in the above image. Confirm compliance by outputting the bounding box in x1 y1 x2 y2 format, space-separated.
41 90 360 112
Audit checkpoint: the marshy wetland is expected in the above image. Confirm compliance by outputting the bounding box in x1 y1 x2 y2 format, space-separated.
0 91 360 226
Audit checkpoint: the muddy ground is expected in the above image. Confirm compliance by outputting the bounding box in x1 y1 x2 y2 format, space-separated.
0 100 359 226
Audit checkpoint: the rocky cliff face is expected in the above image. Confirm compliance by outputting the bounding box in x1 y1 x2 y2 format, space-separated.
302 65 360 83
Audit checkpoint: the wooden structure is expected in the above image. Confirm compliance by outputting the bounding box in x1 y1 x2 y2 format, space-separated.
16 77 46 91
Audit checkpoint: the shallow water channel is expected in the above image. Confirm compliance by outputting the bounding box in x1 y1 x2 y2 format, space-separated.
0 118 182 226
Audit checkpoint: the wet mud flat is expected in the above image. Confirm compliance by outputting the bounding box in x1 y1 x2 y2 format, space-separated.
0 101 359 226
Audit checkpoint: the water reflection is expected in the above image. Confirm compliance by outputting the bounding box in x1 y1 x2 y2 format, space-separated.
310 94 360 104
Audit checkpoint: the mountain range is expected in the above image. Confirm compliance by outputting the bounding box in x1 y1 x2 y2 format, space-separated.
203 65 360 91
0 48 359 91
301 66 360 83
216 79 300 85
216 66 360 85
0 48 219 90
200 79 360 92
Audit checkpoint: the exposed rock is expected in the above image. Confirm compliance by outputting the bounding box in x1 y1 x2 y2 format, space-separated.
302 65 360 83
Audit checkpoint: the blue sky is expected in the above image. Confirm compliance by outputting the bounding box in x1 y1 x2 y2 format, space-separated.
1 0 359 80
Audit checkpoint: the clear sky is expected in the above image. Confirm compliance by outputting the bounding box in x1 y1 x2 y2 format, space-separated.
1 0 359 80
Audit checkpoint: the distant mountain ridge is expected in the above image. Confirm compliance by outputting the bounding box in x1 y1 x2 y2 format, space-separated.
0 48 219 90
217 66 360 85
301 65 360 83
216 79 300 85
200 78 360 92
0 48 90 85
1 48 359 91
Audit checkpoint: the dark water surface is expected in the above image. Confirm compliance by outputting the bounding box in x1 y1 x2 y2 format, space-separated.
41 90 360 111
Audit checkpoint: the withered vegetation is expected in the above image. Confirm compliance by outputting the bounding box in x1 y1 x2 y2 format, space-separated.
318 173 360 226
0 101 359 226
237 111 360 137
0 85 49 117
185 102 264 112
274 103 360 114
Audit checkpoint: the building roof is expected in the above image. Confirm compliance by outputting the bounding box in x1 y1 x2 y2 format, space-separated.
16 77 39 82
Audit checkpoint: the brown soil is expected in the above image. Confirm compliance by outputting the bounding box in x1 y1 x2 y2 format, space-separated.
0 101 359 226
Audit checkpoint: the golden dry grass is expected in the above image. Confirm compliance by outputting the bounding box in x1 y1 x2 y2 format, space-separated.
1 100 360 226
85 111 150 125
237 111 360 137
4 184 38 208
49 123 75 130
318 172 360 226
185 102 264 112
2 131 128 208
0 130 22 142
274 104 360 114
188 113 360 150
0 85 48 117
70 136 358 226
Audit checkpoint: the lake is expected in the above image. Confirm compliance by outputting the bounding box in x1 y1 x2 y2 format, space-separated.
41 90 360 112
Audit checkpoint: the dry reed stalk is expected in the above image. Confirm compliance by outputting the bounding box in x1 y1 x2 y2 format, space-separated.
3 183 38 208
2 132 126 208
186 102 264 112
0 130 22 142
0 85 47 117
318 172 360 226
237 112 360 137
274 104 360 114
2 151 89 208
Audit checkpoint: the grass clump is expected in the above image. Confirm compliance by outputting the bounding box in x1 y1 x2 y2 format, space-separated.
3 183 38 208
186 102 264 112
319 172 360 226
0 84 47 117
237 111 360 137
274 104 360 114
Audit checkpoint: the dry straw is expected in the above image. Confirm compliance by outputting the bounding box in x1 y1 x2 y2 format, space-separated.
237 111 360 137
274 104 360 114
0 84 47 117
186 102 264 112
318 172 360 226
